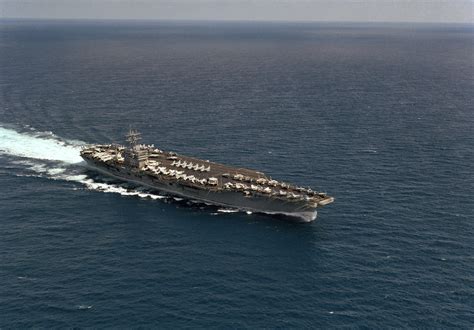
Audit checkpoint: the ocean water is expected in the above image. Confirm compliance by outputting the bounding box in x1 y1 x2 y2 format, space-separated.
0 20 473 327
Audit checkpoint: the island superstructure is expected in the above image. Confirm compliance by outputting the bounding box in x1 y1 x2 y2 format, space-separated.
80 130 334 221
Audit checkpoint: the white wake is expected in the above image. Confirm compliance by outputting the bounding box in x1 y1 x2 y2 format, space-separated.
0 126 83 163
0 125 167 201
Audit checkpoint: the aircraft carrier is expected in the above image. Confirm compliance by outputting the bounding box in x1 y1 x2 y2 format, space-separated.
80 130 334 221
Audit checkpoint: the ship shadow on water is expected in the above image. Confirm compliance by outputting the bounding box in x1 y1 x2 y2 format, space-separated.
82 169 313 224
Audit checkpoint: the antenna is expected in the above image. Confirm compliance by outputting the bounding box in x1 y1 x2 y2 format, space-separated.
126 128 141 147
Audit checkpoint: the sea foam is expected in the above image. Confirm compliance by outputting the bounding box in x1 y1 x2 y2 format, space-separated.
0 125 166 201
0 126 83 164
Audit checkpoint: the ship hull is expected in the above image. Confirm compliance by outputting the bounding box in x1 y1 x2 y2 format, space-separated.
82 158 318 222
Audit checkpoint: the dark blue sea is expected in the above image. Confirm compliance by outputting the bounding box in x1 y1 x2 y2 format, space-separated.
0 19 473 328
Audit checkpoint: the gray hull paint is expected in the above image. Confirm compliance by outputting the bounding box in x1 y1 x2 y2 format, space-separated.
83 159 318 222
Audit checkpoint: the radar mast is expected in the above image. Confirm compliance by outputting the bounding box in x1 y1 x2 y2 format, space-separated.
126 129 141 148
